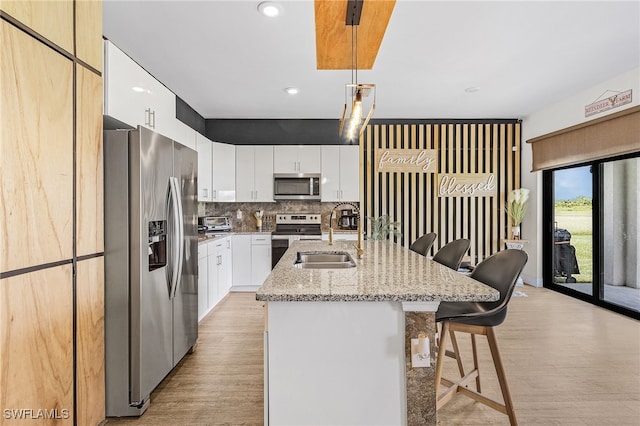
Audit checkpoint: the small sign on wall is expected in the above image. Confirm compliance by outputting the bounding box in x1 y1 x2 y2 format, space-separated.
375 148 437 173
437 173 497 197
584 89 632 117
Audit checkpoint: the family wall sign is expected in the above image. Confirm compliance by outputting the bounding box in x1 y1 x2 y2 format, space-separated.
375 148 498 197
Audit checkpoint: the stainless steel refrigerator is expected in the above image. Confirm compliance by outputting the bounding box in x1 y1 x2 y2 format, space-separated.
104 126 198 416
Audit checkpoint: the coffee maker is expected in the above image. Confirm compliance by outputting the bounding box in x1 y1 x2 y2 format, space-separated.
338 209 352 229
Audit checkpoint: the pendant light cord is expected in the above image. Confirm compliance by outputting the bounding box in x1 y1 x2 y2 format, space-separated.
351 24 358 86
351 25 358 84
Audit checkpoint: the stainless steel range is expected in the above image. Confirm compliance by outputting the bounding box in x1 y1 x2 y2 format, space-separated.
271 213 322 268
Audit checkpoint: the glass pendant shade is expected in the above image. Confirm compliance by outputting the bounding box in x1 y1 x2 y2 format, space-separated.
340 83 375 141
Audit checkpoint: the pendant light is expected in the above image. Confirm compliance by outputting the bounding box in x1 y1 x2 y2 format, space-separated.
339 0 376 141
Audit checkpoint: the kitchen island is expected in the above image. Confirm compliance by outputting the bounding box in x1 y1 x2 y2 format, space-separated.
256 240 499 426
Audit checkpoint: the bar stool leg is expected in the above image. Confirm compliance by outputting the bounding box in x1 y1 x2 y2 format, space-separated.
449 328 465 378
486 327 517 426
470 333 481 392
434 321 449 397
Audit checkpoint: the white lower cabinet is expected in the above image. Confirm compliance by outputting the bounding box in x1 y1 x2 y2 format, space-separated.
199 236 232 321
251 235 272 287
232 234 272 289
217 237 233 297
232 235 252 288
206 242 219 313
197 242 209 321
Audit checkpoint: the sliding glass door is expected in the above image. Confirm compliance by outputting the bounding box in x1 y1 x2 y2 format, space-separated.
552 166 593 293
544 155 639 319
601 158 640 312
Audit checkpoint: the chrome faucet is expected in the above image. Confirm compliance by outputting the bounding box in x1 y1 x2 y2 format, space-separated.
329 202 364 258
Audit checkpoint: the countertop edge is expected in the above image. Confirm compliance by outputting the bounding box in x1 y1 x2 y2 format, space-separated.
255 294 499 302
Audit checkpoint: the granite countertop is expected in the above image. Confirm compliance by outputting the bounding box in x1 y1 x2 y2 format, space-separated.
256 240 499 303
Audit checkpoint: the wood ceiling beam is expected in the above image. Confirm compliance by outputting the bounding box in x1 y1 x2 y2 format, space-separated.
315 0 396 70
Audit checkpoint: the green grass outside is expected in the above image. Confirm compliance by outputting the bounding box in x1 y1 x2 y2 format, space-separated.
554 206 592 283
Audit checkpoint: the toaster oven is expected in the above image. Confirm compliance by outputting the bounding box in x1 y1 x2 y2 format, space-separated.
198 216 232 232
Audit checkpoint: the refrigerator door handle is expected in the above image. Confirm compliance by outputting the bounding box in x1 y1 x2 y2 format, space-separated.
167 177 185 299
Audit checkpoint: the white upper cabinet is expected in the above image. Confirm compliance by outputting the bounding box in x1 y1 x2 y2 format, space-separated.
196 133 213 201
273 146 321 174
212 142 236 202
174 120 197 151
321 145 360 202
197 135 235 202
103 40 176 139
236 146 274 202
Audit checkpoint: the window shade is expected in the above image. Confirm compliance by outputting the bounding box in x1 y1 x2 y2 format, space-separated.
527 105 640 171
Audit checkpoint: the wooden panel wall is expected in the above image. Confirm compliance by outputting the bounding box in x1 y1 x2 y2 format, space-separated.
1 1 104 424
362 121 521 263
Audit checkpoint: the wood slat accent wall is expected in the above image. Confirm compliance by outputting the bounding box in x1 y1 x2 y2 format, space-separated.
362 122 521 263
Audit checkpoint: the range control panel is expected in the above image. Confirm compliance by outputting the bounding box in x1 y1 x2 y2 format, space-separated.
276 213 321 225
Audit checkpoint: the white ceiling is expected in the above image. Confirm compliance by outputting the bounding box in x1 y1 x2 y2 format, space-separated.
103 0 640 120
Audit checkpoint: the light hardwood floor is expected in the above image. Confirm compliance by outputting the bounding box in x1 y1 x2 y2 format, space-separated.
105 288 640 426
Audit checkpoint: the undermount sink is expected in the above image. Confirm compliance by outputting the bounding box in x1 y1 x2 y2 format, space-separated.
294 251 356 269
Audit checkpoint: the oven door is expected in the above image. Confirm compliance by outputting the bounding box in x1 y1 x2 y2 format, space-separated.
271 235 289 269
293 235 323 242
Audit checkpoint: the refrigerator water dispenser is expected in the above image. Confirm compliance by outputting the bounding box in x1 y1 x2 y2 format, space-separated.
148 220 167 271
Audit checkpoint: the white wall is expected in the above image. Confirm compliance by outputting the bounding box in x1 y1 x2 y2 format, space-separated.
520 67 640 286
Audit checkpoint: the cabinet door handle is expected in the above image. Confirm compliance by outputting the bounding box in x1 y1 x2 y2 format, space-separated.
213 189 217 199
149 109 156 128
144 108 151 127
203 188 208 199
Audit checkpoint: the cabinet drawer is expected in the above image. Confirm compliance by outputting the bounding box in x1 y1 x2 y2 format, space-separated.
209 239 227 256
251 235 271 245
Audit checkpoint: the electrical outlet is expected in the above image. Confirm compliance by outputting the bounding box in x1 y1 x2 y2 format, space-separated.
411 335 430 368
237 209 243 220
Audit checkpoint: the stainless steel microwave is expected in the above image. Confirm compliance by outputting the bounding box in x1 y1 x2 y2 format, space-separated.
273 173 321 200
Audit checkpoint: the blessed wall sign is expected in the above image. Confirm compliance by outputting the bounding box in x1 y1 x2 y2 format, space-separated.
437 173 497 197
375 148 437 173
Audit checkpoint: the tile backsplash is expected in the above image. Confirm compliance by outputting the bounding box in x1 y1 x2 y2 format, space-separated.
199 201 360 232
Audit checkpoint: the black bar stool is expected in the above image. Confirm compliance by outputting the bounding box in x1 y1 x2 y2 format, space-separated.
432 238 470 270
409 232 437 257
434 249 528 426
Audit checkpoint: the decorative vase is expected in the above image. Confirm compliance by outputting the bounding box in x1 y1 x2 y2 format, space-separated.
511 225 521 240
256 218 262 231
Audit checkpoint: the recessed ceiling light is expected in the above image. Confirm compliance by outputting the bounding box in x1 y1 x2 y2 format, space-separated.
258 1 282 17
465 86 481 93
284 87 299 95
132 86 145 93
